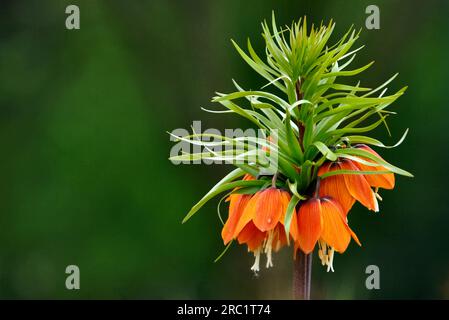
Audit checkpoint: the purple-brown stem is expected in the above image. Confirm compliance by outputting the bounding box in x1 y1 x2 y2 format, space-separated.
293 250 312 299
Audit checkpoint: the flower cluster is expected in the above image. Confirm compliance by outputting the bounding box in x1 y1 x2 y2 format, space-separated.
222 143 395 272
171 14 412 273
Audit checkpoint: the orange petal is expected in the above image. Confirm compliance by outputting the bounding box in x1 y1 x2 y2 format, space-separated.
319 162 355 215
253 188 284 232
320 197 352 253
278 191 299 242
243 174 255 181
221 194 251 244
354 144 395 189
237 221 266 251
340 159 378 212
297 198 322 254
317 161 332 177
355 161 395 189
233 192 260 237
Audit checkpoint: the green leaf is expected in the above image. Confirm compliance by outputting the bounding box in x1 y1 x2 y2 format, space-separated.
313 141 338 161
278 156 300 181
319 169 393 179
335 148 413 177
214 241 233 263
232 183 268 195
302 114 314 150
235 163 260 177
214 99 263 128
217 191 233 225
284 195 300 237
213 90 289 110
344 128 409 149
251 101 275 109
231 39 284 92
285 110 304 162
182 169 261 223
299 160 313 190
287 179 306 200
322 61 374 78
326 116 387 138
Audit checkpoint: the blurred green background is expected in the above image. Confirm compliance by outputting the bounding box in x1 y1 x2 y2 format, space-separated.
0 0 448 299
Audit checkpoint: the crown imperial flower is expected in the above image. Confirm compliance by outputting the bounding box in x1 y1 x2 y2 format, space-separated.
170 13 413 297
297 196 361 271
318 159 379 213
229 186 299 272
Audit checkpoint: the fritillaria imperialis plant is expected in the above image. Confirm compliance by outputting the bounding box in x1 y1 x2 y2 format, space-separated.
170 14 412 299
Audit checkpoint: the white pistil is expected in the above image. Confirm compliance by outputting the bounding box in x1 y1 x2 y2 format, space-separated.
250 247 261 274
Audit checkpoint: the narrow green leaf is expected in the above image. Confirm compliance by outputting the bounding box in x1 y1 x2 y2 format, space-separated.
232 184 267 195
214 90 289 110
284 195 300 237
313 141 338 161
285 110 304 162
335 148 413 177
182 170 261 223
344 128 409 149
287 179 306 200
320 169 392 179
214 241 233 263
217 191 233 225
322 61 374 78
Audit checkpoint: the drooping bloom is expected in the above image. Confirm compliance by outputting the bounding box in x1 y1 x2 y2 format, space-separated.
318 159 378 214
296 197 361 271
353 144 395 190
221 193 252 245
224 187 299 272
221 174 255 245
174 16 413 280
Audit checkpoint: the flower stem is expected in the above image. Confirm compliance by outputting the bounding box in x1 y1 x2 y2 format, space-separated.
293 250 312 300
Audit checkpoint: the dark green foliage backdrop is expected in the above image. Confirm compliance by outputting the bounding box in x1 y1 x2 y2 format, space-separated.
0 0 448 298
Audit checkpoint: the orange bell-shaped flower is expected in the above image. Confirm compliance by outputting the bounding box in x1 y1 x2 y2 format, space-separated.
296 196 361 271
221 174 255 245
318 159 378 214
229 187 298 272
353 144 395 190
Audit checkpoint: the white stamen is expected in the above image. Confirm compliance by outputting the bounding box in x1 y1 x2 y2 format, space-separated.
327 248 335 272
264 230 274 268
319 240 336 272
250 248 261 274
375 189 383 201
318 249 324 264
318 240 327 266
373 192 379 212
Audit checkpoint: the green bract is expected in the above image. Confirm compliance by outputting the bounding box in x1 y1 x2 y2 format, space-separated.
170 13 413 226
